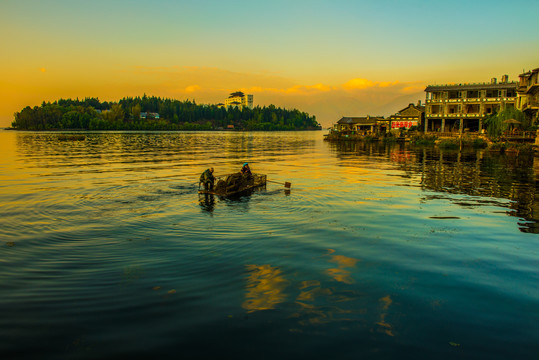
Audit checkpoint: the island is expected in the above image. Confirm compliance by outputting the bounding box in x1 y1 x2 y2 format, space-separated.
11 96 322 131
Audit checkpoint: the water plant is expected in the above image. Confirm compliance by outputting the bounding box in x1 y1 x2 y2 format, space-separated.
412 134 437 146
470 138 488 148
437 139 459 149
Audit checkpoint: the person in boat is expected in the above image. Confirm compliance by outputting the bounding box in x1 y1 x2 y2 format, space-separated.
241 163 252 176
199 167 215 191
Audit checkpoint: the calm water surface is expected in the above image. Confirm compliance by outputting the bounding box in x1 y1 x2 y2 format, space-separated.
0 130 537 359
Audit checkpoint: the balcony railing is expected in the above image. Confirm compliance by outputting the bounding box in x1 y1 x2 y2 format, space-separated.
426 97 516 104
524 101 539 110
526 83 539 94
501 131 536 140
426 113 482 118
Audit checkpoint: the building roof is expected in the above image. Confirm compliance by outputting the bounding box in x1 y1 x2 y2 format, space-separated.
389 114 421 119
425 82 517 92
337 116 384 125
520 68 539 76
397 103 425 114
229 91 245 98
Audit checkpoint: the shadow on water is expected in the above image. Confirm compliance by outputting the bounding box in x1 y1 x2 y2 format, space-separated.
3 131 538 360
328 141 539 233
414 148 539 233
198 188 255 213
198 185 279 213
168 184 199 196
199 194 216 213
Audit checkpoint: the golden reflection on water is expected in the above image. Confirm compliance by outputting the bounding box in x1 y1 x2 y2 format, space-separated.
242 264 288 313
0 132 25 187
286 250 362 327
293 280 353 326
376 295 394 337
291 280 356 331
326 250 360 284
242 261 361 328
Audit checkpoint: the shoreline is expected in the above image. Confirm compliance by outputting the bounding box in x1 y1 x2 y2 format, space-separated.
324 131 538 153
2 127 322 132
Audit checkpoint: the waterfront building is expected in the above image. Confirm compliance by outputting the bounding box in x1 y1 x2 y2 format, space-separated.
516 68 539 123
224 91 254 109
388 101 425 130
424 76 517 133
333 116 387 134
140 112 160 120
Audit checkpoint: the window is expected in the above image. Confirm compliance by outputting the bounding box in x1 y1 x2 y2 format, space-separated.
486 89 498 98
467 90 479 98
448 91 459 99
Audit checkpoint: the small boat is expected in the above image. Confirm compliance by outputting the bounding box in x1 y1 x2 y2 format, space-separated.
198 173 267 197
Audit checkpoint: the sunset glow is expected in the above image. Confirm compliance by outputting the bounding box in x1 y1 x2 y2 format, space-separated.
1 0 538 128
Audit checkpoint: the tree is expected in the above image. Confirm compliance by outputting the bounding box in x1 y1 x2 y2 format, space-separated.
103 104 125 123
483 108 527 138
11 95 319 131
131 104 141 121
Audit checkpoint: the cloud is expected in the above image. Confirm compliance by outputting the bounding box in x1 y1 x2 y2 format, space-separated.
285 83 335 94
231 84 335 96
184 85 201 93
0 64 427 128
401 84 426 94
343 78 375 90
127 66 425 101
342 78 400 90
236 78 422 97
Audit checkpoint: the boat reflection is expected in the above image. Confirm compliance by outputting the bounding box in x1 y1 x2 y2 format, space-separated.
200 186 268 213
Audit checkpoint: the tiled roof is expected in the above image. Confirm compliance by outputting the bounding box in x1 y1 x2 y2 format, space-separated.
337 117 384 125
425 82 517 92
397 104 425 113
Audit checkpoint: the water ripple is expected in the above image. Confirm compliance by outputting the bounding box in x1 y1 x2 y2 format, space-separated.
1 130 537 360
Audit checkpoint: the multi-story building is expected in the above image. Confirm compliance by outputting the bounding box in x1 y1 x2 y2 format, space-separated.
388 101 425 130
424 76 517 133
516 68 539 123
224 91 254 109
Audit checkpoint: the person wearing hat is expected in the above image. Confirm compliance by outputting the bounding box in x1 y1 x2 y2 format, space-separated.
199 167 215 191
241 163 252 176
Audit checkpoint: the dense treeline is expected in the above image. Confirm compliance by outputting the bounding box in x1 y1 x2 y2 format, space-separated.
11 95 321 131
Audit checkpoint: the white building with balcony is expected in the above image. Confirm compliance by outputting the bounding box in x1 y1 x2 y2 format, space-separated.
424 76 517 133
224 91 254 109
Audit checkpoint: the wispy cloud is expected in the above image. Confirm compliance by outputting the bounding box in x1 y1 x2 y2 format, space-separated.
128 65 424 98
184 85 201 93
343 78 400 90
0 65 426 128
123 66 426 126
285 83 336 94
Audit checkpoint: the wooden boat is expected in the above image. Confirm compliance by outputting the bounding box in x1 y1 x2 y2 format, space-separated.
198 173 267 196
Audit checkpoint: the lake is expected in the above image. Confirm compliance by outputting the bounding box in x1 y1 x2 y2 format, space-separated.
0 130 537 359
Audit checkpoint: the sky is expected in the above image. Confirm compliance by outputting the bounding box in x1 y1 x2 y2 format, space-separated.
1 0 538 128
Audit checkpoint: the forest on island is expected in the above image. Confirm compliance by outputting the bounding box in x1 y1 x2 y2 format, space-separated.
11 95 321 131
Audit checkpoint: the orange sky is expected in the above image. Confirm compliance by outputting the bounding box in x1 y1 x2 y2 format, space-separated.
1 0 538 128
